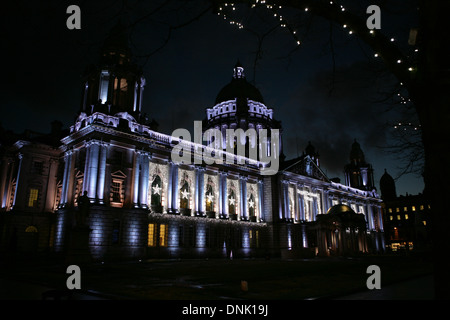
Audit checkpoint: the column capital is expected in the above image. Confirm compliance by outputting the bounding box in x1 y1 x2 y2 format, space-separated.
196 166 206 172
136 149 151 157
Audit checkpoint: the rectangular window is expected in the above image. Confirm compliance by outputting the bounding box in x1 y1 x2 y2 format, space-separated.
420 205 424 210
111 180 123 206
148 223 156 247
32 161 44 174
28 188 39 207
404 206 408 212
388 208 393 213
397 215 401 220
396 207 400 213
389 215 393 221
412 206 416 211
159 224 168 247
405 214 409 220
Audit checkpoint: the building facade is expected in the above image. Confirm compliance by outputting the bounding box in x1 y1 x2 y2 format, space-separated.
0 28 384 261
380 170 432 253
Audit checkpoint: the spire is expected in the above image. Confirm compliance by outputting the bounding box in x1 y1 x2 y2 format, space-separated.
380 169 397 200
350 139 365 164
100 21 132 64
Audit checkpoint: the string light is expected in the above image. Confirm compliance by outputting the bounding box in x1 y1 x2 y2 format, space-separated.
217 1 302 47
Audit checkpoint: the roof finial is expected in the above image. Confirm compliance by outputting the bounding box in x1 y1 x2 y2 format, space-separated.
233 60 245 79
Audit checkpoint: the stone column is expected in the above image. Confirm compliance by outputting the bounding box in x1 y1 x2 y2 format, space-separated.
282 181 289 220
240 176 247 220
87 141 100 201
132 151 141 207
172 164 179 212
294 184 299 221
60 150 72 206
198 168 205 215
139 151 150 208
44 158 59 212
96 142 107 204
312 196 318 221
299 194 305 221
222 173 228 217
12 153 24 209
194 167 200 214
167 162 173 212
257 179 263 221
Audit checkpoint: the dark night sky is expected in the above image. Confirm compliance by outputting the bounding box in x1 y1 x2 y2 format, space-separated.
1 0 424 196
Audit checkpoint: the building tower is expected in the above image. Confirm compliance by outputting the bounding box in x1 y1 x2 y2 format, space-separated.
203 62 283 161
80 22 147 123
344 139 375 191
380 169 397 201
304 141 320 167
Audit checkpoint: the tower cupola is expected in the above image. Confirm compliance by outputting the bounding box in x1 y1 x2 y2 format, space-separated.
80 22 146 122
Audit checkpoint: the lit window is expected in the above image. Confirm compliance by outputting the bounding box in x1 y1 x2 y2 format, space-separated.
159 224 168 247
396 207 400 213
397 215 401 220
110 178 124 207
423 221 427 226
120 78 127 92
148 223 156 247
412 206 416 211
112 181 121 201
428 204 431 209
420 205 424 210
28 188 39 207
404 207 408 212
389 216 393 221
388 208 393 213
405 214 409 220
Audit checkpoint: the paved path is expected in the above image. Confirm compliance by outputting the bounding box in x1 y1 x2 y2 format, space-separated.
332 274 434 300
0 277 106 300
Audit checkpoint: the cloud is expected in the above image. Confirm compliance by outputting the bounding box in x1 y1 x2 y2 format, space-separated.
280 60 397 180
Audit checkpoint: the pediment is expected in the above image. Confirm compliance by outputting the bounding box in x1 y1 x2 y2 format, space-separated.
283 155 329 181
111 170 127 179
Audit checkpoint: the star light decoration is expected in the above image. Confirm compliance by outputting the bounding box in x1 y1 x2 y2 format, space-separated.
152 185 161 195
229 196 236 206
248 199 255 208
181 189 190 199
206 193 214 203
216 1 418 77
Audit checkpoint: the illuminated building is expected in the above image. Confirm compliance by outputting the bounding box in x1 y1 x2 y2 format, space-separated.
380 170 432 252
0 27 384 260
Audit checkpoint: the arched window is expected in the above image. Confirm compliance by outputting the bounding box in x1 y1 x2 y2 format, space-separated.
248 193 255 217
180 181 190 209
151 175 162 210
205 184 215 212
228 189 236 215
